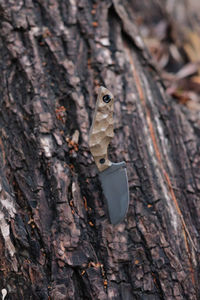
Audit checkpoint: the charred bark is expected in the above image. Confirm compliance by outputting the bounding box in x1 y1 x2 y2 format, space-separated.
0 0 200 299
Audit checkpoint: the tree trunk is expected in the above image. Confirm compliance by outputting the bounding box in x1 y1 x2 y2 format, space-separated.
0 0 199 299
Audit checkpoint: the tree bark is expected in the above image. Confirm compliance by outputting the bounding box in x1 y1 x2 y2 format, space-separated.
0 0 200 299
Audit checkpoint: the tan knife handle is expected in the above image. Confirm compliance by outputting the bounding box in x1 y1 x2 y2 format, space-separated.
89 86 114 172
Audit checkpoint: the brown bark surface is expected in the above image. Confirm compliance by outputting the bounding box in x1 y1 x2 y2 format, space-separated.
0 0 200 299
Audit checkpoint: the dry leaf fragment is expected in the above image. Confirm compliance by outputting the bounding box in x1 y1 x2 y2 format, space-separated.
184 30 200 74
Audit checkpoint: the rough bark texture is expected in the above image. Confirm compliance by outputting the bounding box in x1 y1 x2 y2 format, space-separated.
0 0 200 299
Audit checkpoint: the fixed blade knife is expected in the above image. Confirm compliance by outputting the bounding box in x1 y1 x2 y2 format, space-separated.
89 86 129 224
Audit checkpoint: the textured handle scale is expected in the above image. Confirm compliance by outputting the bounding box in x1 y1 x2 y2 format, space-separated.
89 87 114 172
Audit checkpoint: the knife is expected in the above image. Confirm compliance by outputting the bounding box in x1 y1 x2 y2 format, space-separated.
89 86 129 224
